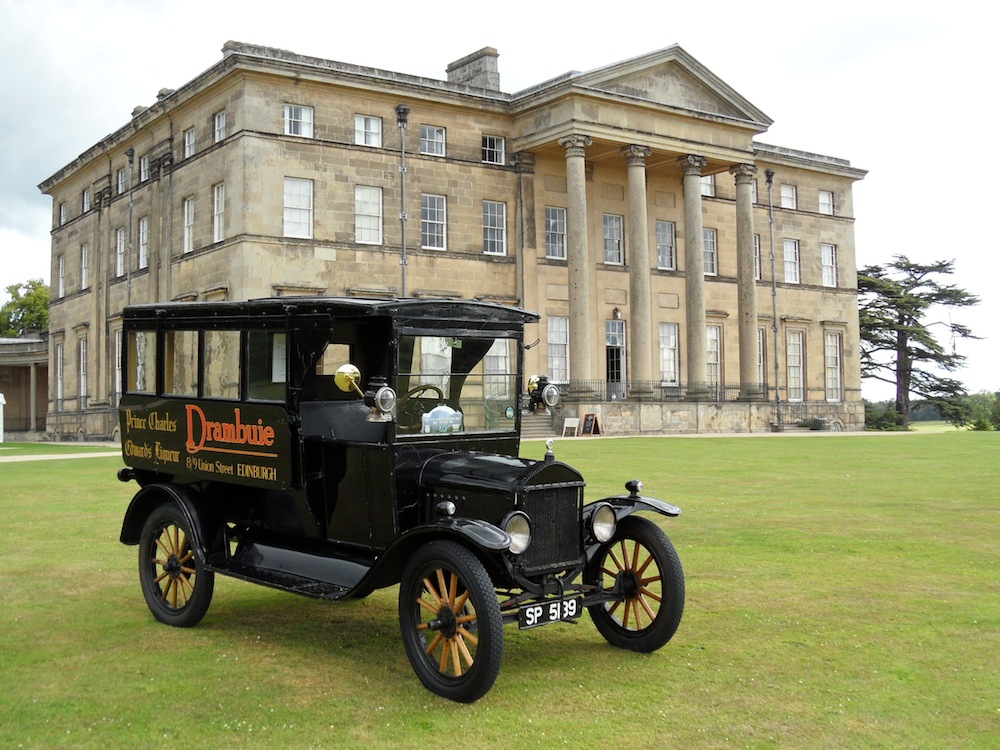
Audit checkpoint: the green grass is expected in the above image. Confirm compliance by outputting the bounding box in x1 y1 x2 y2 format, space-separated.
1 433 998 748
0 441 117 457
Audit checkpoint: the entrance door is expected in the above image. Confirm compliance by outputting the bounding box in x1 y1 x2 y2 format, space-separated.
606 319 626 401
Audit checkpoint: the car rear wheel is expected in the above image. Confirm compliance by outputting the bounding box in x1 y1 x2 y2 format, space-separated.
138 503 214 628
586 515 684 652
399 541 503 702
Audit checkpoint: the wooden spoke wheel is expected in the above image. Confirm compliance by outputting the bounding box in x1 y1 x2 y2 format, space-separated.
138 503 214 628
586 515 684 652
399 541 503 702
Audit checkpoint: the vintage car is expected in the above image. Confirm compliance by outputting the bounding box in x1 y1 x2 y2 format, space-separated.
117 297 684 702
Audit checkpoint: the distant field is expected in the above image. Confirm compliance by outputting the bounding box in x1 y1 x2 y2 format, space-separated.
1 432 997 748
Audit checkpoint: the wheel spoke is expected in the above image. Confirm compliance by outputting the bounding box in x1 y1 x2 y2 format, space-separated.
422 577 443 607
636 549 656 577
456 632 475 668
457 626 478 646
417 596 440 616
449 639 461 676
636 592 657 622
639 586 662 603
424 632 443 656
448 571 458 609
435 569 448 606
438 639 450 673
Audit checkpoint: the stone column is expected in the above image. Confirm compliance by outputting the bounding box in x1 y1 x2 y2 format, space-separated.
559 135 594 383
622 145 654 386
29 361 37 431
730 163 760 398
679 155 708 393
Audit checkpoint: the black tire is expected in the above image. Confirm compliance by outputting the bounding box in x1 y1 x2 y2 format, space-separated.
138 503 214 628
586 515 684 652
399 541 503 702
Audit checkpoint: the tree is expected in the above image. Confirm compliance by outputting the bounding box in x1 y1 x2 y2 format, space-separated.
0 279 50 337
858 256 979 427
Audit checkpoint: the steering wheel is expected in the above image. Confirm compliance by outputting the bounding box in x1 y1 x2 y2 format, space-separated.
396 384 446 431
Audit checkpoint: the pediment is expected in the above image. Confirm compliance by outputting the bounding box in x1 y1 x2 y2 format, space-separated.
571 46 771 128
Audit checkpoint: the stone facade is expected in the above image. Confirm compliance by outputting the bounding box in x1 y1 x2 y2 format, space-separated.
39 42 866 439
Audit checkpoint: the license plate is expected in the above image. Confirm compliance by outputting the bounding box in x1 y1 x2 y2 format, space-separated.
517 597 583 629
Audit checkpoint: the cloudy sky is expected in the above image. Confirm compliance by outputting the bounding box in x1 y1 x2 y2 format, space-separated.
1 0 994 399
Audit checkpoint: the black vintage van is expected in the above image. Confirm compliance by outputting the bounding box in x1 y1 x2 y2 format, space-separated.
117 297 684 702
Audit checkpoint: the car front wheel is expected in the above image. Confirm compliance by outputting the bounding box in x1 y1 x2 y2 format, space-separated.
398 540 503 702
586 515 684 652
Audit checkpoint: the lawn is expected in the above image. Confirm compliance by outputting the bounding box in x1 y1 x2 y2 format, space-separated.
1 433 997 749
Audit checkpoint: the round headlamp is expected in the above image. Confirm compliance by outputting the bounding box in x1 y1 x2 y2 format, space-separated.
589 503 617 543
372 386 397 414
503 511 532 555
541 383 560 408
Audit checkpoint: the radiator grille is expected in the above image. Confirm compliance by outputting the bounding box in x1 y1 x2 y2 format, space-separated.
520 485 583 574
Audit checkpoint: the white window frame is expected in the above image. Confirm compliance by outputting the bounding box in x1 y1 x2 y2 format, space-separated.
78 337 88 408
183 128 195 158
282 178 313 239
354 185 383 245
824 331 843 402
751 179 758 204
82 189 91 213
703 227 718 276
819 190 835 215
545 206 566 260
656 220 676 270
59 202 68 225
354 115 382 147
212 183 225 243
603 214 624 265
115 227 126 276
700 174 716 197
780 183 797 209
783 238 800 284
182 197 194 253
787 329 804 402
214 110 226 143
138 217 149 270
55 342 64 410
659 322 680 386
114 329 123 405
754 234 762 280
139 155 149 182
421 194 447 250
483 200 506 255
57 255 65 298
547 316 569 383
117 168 126 195
821 243 838 287
80 244 89 290
284 104 314 138
758 327 767 388
706 324 722 388
419 125 446 156
482 135 505 165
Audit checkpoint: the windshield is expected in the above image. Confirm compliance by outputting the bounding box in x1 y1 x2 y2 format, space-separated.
396 335 519 435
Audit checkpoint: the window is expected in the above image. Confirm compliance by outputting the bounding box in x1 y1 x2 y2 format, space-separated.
700 174 715 197
703 227 718 276
758 328 767 388
706 324 722 394
659 322 680 386
656 220 676 270
483 200 506 255
247 331 286 401
420 125 446 156
58 202 68 226
284 104 314 138
80 244 89 290
55 342 64 410
117 168 127 195
354 115 382 147
283 178 313 238
484 338 512 398
214 110 226 143
545 207 566 260
115 227 126 276
138 217 149 269
213 183 225 243
821 243 838 287
780 183 797 209
183 128 195 158
819 190 835 215
603 214 624 264
182 197 194 252
82 189 91 213
114 329 123 405
547 316 569 382
783 239 800 283
57 255 65 298
753 234 762 280
78 337 88 408
482 135 505 164
355 185 382 244
139 155 149 182
127 330 156 394
824 331 843 402
164 330 199 396
787 330 804 402
204 330 241 399
421 194 447 249
751 179 758 204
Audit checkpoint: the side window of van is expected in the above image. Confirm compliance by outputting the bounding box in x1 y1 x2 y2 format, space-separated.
248 330 286 401
204 330 241 399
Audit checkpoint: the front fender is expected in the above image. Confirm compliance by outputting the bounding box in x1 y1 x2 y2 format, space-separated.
584 493 681 524
352 517 511 595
